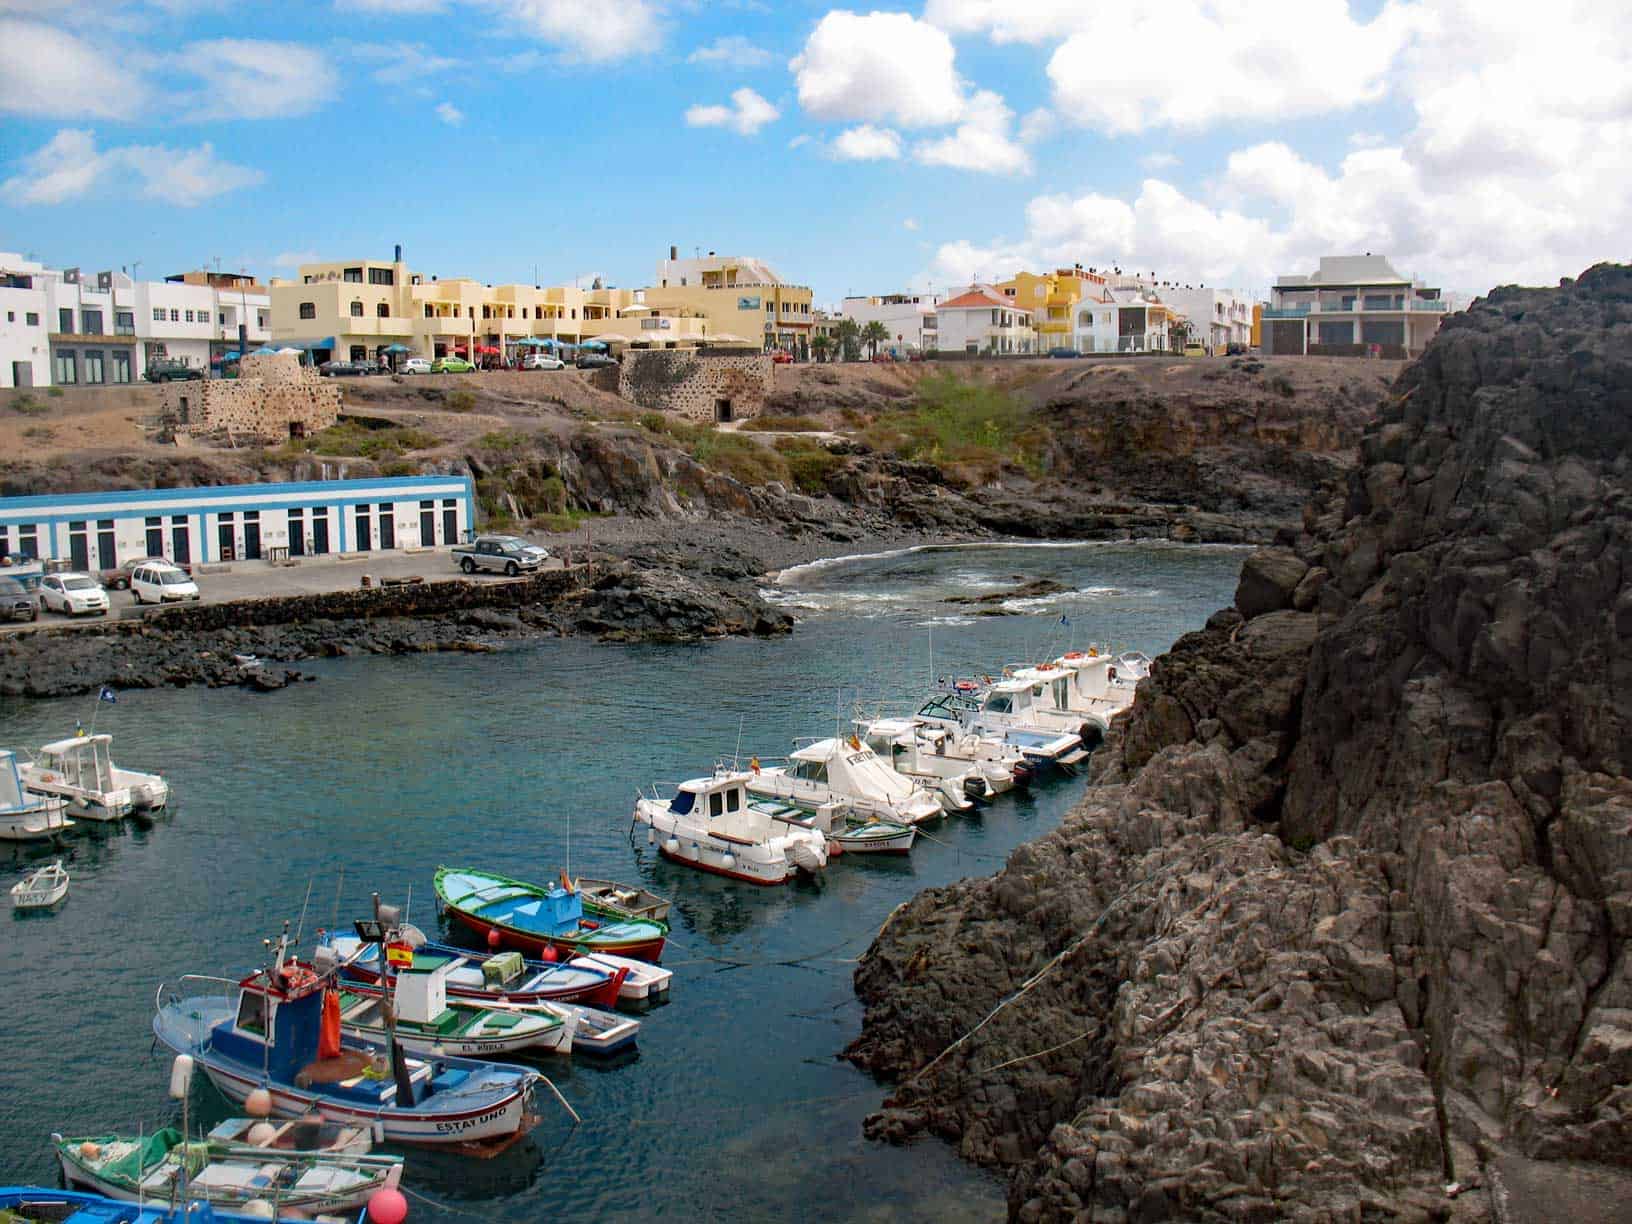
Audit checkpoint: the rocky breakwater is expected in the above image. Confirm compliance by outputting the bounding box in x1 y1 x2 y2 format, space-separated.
0 559 792 699
844 265 1632 1222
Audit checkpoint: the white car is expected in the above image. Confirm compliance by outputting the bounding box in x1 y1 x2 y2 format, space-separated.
521 353 565 371
39 572 109 616
130 562 200 605
401 357 434 375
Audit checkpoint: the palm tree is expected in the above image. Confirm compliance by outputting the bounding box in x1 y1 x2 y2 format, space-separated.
835 318 862 362
861 320 890 359
811 334 832 363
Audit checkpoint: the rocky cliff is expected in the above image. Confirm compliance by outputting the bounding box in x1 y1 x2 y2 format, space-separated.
845 266 1632 1221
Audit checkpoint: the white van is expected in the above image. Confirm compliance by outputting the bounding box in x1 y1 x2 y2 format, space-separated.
130 562 201 605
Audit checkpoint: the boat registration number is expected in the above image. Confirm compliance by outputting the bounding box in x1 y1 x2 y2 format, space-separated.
436 1107 508 1134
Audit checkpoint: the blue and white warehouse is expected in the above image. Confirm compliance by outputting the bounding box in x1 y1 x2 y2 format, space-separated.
0 475 475 570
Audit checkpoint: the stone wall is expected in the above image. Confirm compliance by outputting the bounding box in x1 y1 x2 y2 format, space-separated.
161 351 341 441
617 351 773 423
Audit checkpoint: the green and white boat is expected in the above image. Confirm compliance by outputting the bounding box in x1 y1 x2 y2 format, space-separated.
52 1126 402 1214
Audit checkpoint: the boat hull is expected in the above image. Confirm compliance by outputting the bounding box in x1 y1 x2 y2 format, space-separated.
339 946 623 1010
0 798 72 842
0 1187 321 1223
444 906 667 962
341 1018 568 1058
832 826 916 854
56 1148 390 1213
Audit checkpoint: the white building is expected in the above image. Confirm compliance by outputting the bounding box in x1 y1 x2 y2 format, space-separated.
936 286 1034 354
1263 254 1448 357
1158 286 1255 353
0 475 474 569
0 253 271 388
1070 281 1178 354
839 292 941 353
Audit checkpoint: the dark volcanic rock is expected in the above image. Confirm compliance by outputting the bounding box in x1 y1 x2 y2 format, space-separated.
845 265 1632 1222
946 578 1070 605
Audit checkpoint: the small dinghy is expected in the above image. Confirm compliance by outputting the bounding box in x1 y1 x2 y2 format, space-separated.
436 867 669 961
0 1186 364 1222
573 877 672 923
569 951 673 1002
830 818 917 855
11 859 69 909
0 750 72 843
544 1001 640 1056
53 1126 403 1214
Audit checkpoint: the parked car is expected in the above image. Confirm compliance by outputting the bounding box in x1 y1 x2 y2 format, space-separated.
521 353 565 371
401 357 434 375
39 572 109 616
0 576 37 622
770 350 795 365
102 556 193 590
1047 347 1082 359
144 357 203 383
452 535 549 576
319 360 369 377
575 353 617 370
870 352 896 364
129 562 200 605
432 356 476 374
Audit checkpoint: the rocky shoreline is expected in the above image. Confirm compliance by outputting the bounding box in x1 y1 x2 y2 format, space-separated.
844 266 1632 1222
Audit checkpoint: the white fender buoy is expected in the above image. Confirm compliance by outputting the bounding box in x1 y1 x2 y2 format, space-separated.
721 853 736 870
663 837 680 856
168 1054 194 1101
647 827 655 846
245 1086 273 1117
241 1200 276 1218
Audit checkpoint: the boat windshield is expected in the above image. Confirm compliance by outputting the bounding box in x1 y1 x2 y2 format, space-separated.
668 788 695 815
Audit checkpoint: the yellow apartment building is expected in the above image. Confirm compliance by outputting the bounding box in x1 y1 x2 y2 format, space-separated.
997 266 1110 352
644 250 814 355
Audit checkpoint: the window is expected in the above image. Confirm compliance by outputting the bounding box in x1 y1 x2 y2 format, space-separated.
349 301 364 317
343 267 363 283
59 308 73 333
111 350 131 383
236 990 269 1037
183 310 193 323
26 311 38 326
153 307 165 322
83 350 104 383
54 351 77 384
368 267 394 286
218 312 226 326
18 524 38 560
299 302 316 320
170 309 180 322
350 345 366 361
257 310 269 328
423 304 433 318
115 310 133 335
376 302 389 317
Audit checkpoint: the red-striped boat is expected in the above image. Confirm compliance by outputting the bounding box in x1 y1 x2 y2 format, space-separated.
434 867 668 963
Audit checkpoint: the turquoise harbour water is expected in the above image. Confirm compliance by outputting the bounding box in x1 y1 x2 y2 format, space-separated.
0 542 1245 1222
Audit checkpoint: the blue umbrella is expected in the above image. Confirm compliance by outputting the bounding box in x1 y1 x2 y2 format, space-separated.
382 343 412 354
579 340 608 351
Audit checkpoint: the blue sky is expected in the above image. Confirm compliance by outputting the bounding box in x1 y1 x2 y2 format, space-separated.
1 1 1624 303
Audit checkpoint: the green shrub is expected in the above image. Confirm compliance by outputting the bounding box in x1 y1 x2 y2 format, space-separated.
446 389 476 412
12 393 47 415
379 459 420 477
687 428 789 487
476 428 530 451
1269 374 1296 398
289 421 442 459
739 414 826 432
774 437 843 494
22 424 55 440
46 387 64 398
859 373 1048 475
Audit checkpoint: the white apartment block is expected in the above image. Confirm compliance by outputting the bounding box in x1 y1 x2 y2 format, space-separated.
1159 286 1255 352
1070 282 1178 354
840 292 941 353
1263 254 1448 357
937 286 1035 354
0 252 270 388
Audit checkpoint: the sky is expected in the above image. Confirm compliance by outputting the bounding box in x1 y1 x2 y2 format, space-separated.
0 0 1627 306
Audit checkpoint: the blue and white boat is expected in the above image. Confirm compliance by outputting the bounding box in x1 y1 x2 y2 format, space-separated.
0 748 72 842
154 928 541 1148
0 1185 368 1221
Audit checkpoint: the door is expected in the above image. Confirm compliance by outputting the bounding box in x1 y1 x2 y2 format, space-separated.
170 519 191 565
419 502 435 546
217 519 235 562
69 528 89 571
442 500 458 545
96 521 115 571
378 505 395 550
243 515 262 560
311 510 330 555
146 517 164 557
288 510 305 557
354 507 372 552
11 361 31 388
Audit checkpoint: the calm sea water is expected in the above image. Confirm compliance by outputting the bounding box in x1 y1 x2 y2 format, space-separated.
0 541 1244 1222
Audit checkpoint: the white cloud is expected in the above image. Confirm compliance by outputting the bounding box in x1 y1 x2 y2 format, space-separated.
1348 130 1386 149
914 88 1031 174
273 250 321 267
180 39 339 119
923 0 1086 44
494 0 662 62
685 87 779 136
335 0 448 9
787 133 810 149
688 35 773 68
791 11 964 128
903 217 919 231
830 124 902 161
354 42 458 83
1017 107 1051 144
2 128 263 207
435 100 464 125
1140 152 1179 171
0 18 147 118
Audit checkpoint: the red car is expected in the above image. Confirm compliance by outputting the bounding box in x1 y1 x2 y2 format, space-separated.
770 349 795 364
871 352 896 364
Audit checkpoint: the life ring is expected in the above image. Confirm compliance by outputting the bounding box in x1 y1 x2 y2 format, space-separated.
1063 651 1085 660
1038 662 1058 671
41 773 58 783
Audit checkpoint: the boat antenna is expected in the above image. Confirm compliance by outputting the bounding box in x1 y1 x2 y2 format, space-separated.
293 876 315 946
330 866 345 932
733 713 745 771
927 624 933 691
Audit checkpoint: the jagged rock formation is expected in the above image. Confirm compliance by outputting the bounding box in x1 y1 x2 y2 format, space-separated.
846 265 1632 1221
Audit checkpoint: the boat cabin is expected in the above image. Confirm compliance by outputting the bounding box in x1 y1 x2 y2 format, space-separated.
787 737 916 800
978 675 1054 720
394 955 452 1025
672 771 776 845
0 750 32 813
857 718 953 764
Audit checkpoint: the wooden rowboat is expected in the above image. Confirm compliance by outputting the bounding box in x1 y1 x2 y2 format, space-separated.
435 866 668 962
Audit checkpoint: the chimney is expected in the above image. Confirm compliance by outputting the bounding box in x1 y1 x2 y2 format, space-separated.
669 245 678 261
394 244 403 263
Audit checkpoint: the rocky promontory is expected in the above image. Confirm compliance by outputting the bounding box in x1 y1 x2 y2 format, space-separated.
846 265 1632 1221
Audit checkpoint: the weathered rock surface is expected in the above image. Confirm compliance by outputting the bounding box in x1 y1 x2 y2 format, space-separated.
846 265 1632 1221
0 559 791 698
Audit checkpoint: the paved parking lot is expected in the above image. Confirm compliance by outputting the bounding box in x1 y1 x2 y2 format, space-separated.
0 544 567 636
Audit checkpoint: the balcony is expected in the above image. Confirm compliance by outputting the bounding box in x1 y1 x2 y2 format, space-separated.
1262 306 1311 318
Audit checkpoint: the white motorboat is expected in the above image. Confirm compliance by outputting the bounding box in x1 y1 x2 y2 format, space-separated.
22 733 169 819
1008 650 1141 739
745 792 918 854
913 692 1087 771
634 769 829 885
0 749 73 842
748 737 945 826
11 859 69 909
854 717 1021 802
569 952 673 1002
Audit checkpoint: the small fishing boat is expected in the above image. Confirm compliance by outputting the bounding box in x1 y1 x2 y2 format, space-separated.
21 734 168 819
569 952 672 1002
748 737 945 826
854 717 1017 803
830 817 917 855
0 1186 367 1222
1009 652 1140 742
154 926 543 1147
53 1127 403 1214
633 770 829 885
205 1113 375 1155
543 1001 640 1056
0 750 72 843
11 859 69 909
325 929 625 1009
436 867 669 961
914 692 1087 771
324 956 574 1057
573 877 672 923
